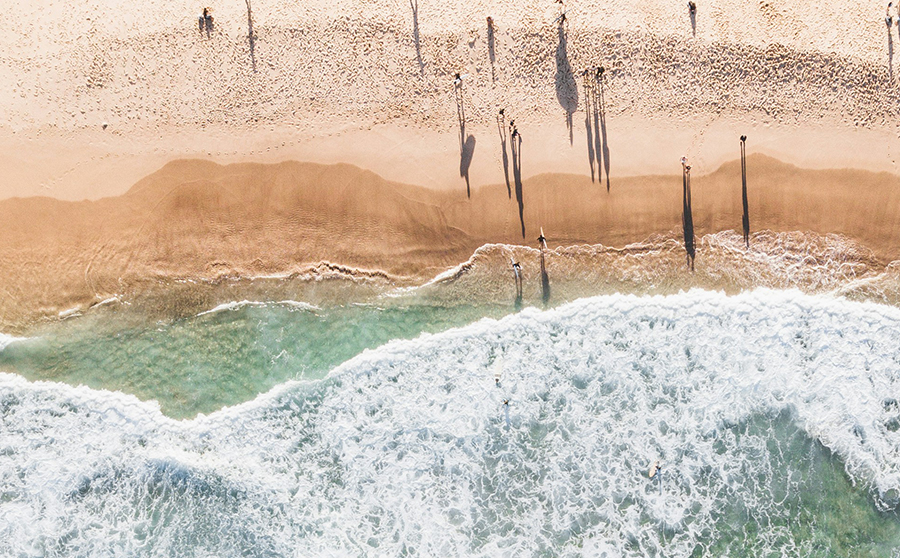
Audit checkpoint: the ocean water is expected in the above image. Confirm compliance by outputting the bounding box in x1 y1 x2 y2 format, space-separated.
2 283 900 556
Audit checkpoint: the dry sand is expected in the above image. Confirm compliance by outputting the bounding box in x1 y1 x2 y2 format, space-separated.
3 0 900 327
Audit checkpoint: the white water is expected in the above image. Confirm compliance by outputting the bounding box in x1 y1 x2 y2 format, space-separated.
0 333 27 352
1 290 899 556
195 299 320 317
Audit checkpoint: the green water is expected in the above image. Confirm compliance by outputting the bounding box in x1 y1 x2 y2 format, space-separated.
707 412 900 557
0 302 512 418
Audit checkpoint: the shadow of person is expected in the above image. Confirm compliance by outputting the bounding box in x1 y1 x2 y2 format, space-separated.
591 69 603 188
455 78 476 197
460 135 476 197
582 73 595 183
512 259 523 310
889 16 895 79
487 17 497 83
245 0 257 72
689 2 697 37
511 126 525 238
681 159 695 271
411 0 424 75
497 110 512 198
200 8 214 39
538 229 551 306
555 20 578 145
740 135 749 248
597 68 611 192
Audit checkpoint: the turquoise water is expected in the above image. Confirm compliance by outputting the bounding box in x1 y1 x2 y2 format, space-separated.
1 289 900 556
0 300 512 418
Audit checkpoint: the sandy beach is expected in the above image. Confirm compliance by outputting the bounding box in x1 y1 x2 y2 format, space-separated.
3 0 900 327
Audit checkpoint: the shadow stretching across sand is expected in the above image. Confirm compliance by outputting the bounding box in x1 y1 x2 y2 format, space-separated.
411 0 424 75
538 230 551 305
682 161 695 271
497 111 512 198
245 0 257 73
689 3 697 37
511 124 525 238
555 20 578 145
487 17 497 83
741 135 750 247
889 19 895 80
582 74 596 182
455 79 476 197
596 69 611 191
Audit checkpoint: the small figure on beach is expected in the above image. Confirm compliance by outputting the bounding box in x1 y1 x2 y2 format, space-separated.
888 3 895 26
453 72 463 86
688 1 696 14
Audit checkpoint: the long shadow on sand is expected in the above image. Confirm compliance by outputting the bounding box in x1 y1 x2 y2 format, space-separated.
596 69 611 191
511 127 525 238
455 81 476 197
682 162 695 271
487 17 497 83
497 111 512 198
245 0 257 72
582 74 596 183
555 20 578 145
411 0 424 75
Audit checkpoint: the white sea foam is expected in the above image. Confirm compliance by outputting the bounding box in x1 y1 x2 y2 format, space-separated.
195 299 319 317
0 333 27 351
1 290 899 556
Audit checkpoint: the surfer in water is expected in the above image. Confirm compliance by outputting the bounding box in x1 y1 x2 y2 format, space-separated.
649 460 662 478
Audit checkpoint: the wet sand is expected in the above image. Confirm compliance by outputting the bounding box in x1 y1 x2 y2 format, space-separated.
3 154 900 331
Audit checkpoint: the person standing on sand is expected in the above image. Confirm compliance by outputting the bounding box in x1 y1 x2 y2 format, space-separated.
688 1 696 15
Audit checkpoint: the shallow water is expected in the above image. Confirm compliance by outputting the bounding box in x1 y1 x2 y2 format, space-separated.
0 301 512 418
2 289 899 556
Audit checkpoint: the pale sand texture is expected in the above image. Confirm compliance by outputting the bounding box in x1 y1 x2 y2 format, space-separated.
3 154 900 331
4 0 900 328
2 0 900 199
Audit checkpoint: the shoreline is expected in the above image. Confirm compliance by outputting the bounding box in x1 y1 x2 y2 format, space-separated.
4 154 900 332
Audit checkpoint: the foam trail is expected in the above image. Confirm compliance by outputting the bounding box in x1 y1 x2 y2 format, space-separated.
2 290 899 556
196 299 319 316
0 333 27 351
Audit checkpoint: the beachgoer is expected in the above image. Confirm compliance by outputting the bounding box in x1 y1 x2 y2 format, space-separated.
688 1 696 14
453 72 462 86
